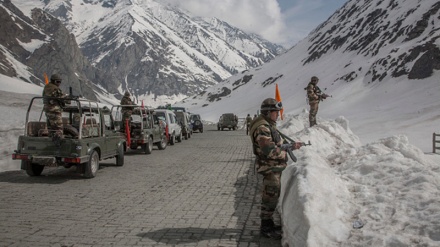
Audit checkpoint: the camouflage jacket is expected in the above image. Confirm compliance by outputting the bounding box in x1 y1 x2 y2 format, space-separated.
246 116 252 125
306 82 322 104
120 96 134 112
249 115 287 173
42 82 65 112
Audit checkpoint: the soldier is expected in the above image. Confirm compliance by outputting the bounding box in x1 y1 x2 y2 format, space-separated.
245 114 252 135
42 74 66 144
306 76 328 127
253 114 258 120
249 98 302 239
120 91 135 131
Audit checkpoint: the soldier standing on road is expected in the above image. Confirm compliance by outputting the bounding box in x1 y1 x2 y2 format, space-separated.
246 114 252 135
306 76 328 127
249 98 302 239
120 91 135 131
43 74 66 144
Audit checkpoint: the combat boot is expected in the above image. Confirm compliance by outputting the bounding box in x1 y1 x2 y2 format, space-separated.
260 219 282 240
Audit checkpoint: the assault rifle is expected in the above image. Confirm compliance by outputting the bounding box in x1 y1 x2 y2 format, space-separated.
320 93 332 101
277 130 312 162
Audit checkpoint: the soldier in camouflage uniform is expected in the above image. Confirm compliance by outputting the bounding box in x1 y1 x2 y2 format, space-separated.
249 98 302 239
306 76 327 127
245 114 252 135
120 91 134 131
43 74 66 143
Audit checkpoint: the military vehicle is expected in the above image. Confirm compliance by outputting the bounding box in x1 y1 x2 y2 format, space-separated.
190 113 203 133
155 109 182 145
112 106 167 153
12 97 125 178
217 113 238 131
175 111 191 140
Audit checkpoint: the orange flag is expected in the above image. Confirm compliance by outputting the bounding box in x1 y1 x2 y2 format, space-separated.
44 73 49 85
275 83 284 120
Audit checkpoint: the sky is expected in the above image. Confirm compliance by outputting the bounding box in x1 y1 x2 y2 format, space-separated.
1 0 440 244
162 0 348 47
1 76 439 246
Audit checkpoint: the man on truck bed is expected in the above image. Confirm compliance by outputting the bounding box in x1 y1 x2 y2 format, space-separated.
42 74 67 144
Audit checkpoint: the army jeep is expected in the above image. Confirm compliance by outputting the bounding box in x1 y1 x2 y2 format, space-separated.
12 97 125 178
217 113 238 131
112 105 167 153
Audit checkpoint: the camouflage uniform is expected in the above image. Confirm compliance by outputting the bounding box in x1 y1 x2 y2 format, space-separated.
306 76 322 127
249 114 287 221
245 114 252 135
42 74 65 137
120 92 134 130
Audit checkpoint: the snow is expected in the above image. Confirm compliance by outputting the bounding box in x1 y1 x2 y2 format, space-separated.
1 74 440 247
2 0 440 246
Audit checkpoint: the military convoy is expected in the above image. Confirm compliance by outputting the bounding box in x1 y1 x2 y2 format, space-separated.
12 97 205 178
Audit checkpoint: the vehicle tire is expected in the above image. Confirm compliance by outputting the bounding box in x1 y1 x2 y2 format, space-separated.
84 150 99 178
116 145 124 166
143 136 153 154
23 160 44 176
157 135 167 150
177 132 182 142
170 133 175 145
63 125 79 138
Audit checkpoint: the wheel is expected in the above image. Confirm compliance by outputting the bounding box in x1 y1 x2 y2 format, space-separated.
143 136 153 154
116 145 124 166
23 160 44 176
170 133 175 145
84 150 99 178
157 135 167 150
177 132 182 142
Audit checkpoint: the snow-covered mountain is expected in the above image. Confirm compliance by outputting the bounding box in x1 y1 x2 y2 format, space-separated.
178 0 440 152
11 0 284 105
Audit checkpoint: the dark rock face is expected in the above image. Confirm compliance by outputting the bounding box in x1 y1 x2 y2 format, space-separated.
207 87 232 102
0 1 120 101
303 0 439 84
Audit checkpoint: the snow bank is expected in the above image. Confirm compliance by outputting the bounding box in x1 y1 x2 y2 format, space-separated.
279 113 440 247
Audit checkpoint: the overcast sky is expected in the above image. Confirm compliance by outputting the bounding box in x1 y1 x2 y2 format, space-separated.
162 0 347 48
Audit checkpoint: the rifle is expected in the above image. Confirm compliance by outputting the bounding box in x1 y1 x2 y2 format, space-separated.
277 130 312 162
320 93 332 101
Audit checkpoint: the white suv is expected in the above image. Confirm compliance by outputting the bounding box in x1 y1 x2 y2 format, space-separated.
155 109 182 145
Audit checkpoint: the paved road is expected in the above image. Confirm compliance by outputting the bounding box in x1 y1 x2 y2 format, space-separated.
0 125 281 247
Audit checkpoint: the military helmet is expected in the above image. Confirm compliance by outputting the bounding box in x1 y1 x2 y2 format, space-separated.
124 91 130 96
50 74 62 82
260 98 282 112
311 76 319 82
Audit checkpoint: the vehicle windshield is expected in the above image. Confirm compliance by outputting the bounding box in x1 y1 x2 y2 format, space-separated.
190 115 200 121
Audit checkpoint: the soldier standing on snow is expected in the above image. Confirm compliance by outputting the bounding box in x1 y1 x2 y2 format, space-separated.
306 76 329 127
249 98 302 239
42 74 67 144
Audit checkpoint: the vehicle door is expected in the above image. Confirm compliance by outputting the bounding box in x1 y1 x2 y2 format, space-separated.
102 111 119 157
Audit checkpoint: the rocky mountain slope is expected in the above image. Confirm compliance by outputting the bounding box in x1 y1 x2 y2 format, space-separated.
8 0 284 104
181 0 440 111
